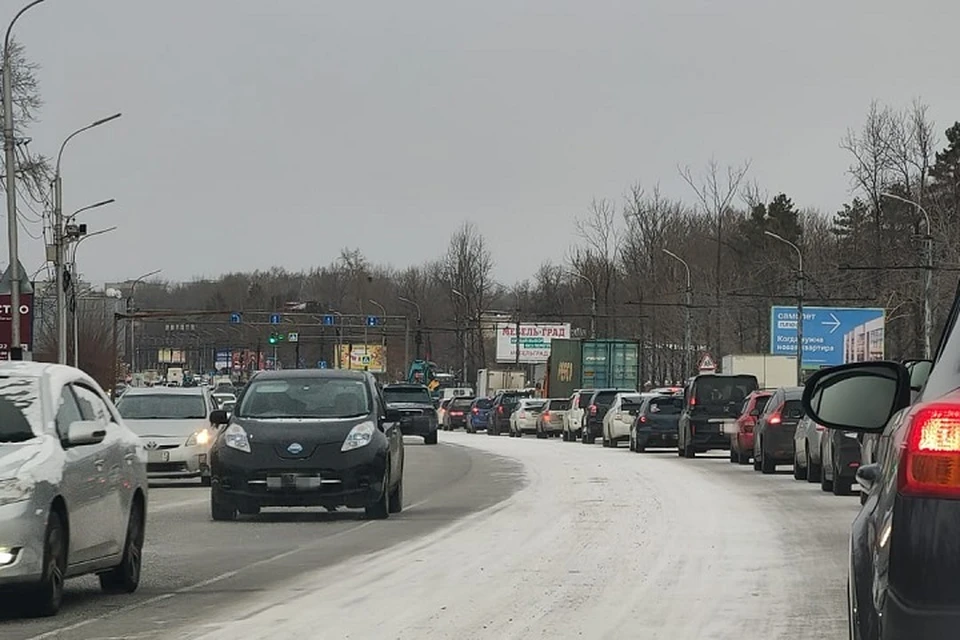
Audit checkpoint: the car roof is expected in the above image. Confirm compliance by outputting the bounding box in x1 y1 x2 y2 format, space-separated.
252 369 371 381
383 383 429 389
123 386 206 396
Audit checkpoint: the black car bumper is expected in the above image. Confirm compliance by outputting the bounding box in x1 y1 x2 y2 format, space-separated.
211 444 387 509
636 427 678 448
447 415 467 429
761 427 796 462
834 438 862 479
881 590 960 639
399 415 437 437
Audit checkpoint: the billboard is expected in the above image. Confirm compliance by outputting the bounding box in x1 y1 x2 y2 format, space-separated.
0 293 33 360
215 349 232 371
336 344 386 373
770 306 885 367
496 323 571 364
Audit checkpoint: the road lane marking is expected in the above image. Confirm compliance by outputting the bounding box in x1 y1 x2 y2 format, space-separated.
25 497 432 640
149 497 210 513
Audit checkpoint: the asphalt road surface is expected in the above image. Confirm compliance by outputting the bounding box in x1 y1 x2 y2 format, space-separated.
3 432 859 640
1 437 523 640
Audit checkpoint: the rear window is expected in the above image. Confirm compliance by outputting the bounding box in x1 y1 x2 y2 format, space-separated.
472 398 493 409
593 390 626 406
783 399 804 419
577 392 594 408
450 397 474 409
646 396 683 415
521 401 546 413
754 396 771 414
384 386 433 404
693 376 758 406
549 399 571 410
499 391 531 406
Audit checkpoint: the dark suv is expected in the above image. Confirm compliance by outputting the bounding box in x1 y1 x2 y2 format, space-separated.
581 388 635 444
678 374 759 458
488 389 534 436
382 383 439 445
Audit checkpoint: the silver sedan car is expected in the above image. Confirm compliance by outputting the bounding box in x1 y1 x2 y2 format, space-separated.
115 387 218 485
0 362 148 617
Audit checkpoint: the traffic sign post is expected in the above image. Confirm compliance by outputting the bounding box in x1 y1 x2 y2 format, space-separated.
229 312 241 324
697 353 716 373
770 306 886 368
287 332 299 343
270 313 281 325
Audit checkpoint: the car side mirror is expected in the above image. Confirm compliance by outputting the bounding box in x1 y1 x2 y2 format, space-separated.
209 410 230 425
65 420 106 447
383 408 402 423
749 409 760 417
802 361 911 433
856 463 880 494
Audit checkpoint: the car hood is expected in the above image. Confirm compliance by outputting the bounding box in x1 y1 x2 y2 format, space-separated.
125 418 209 438
232 415 371 446
0 436 57 481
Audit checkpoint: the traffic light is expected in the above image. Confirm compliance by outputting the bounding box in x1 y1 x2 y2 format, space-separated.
268 332 285 345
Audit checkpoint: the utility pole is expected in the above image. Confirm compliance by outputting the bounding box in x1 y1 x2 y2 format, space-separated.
662 249 692 376
765 231 804 384
566 271 597 340
882 192 934 359
4 2 48 359
398 296 423 361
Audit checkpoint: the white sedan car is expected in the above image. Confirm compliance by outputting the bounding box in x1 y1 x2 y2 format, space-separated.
0 362 148 617
510 399 546 437
116 387 218 485
602 392 648 447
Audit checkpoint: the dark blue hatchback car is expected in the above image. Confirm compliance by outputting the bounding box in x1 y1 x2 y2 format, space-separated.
467 397 492 433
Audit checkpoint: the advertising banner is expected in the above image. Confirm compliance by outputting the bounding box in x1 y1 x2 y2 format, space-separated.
770 306 885 367
495 323 571 364
0 293 33 360
336 344 386 373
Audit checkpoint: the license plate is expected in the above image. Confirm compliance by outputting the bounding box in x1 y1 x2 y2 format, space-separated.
266 474 322 491
721 420 738 435
148 450 170 463
707 418 725 423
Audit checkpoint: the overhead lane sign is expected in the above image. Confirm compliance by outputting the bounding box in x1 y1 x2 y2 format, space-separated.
770 306 885 367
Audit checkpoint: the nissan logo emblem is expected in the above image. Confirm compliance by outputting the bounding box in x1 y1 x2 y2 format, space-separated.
287 442 304 455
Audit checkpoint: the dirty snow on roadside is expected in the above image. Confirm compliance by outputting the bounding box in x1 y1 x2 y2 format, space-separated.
191 432 850 640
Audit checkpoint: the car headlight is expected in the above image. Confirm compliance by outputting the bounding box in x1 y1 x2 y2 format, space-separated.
342 421 376 452
224 424 251 453
186 428 213 447
0 478 33 507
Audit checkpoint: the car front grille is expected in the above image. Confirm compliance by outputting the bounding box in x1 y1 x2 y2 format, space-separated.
148 462 189 473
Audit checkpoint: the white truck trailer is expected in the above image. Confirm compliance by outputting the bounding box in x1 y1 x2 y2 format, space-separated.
720 354 798 389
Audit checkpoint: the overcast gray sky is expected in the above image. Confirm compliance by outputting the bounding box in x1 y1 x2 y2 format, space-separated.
7 0 958 285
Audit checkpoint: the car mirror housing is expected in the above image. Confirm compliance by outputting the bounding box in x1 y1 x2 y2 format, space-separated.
801 361 911 433
383 408 402 423
749 409 760 417
65 420 106 447
209 410 230 425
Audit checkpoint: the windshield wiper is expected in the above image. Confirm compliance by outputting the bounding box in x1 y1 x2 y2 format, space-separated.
0 432 37 443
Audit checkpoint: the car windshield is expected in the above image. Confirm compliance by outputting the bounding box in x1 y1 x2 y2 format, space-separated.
550 399 571 410
647 396 683 415
384 387 433 404
0 376 42 442
116 394 207 420
237 378 371 419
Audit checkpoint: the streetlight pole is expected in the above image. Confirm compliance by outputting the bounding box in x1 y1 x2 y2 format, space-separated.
331 310 344 368
126 268 161 373
882 192 934 359
68 226 117 367
53 112 122 363
451 289 469 384
765 231 804 384
369 298 387 372
565 271 597 339
662 249 692 377
4 0 46 360
398 296 422 362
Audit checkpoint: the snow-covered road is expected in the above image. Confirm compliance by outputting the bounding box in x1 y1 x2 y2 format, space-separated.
193 432 857 640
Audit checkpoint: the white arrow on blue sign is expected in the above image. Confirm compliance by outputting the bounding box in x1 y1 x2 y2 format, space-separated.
769 306 886 367
270 314 281 324
229 312 241 324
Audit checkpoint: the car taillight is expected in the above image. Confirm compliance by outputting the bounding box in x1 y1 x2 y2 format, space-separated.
639 415 647 423
899 404 960 498
815 423 825 431
498 406 503 414
472 407 479 414
543 411 550 420
589 404 597 415
768 410 782 426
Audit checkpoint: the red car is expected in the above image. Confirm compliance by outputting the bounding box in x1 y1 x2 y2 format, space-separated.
729 390 772 465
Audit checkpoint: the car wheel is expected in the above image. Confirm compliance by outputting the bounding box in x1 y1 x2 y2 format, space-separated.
832 461 852 496
636 440 646 453
238 505 261 516
211 488 237 521
629 433 636 452
761 452 776 474
424 431 438 445
388 474 403 514
753 448 762 471
561 430 569 442
793 453 808 480
807 444 822 483
683 442 695 458
729 448 737 463
737 448 751 465
201 475 212 488
820 446 834 492
23 510 67 617
100 498 145 594
365 466 391 520
536 427 547 439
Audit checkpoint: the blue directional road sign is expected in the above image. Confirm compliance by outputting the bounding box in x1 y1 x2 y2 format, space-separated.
229 312 241 324
323 314 335 326
770 306 886 367
270 313 281 325
318 360 328 369
366 315 380 327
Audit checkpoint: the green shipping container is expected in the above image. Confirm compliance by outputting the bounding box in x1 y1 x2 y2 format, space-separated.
546 339 582 398
581 340 640 391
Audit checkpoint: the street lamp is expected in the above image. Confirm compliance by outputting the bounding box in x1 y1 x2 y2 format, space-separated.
127 268 162 372
398 296 422 362
53 112 122 364
329 309 344 368
765 230 804 384
4 0 47 360
69 226 117 367
66 198 115 225
882 191 934 359
451 289 469 384
565 270 597 339
662 249 692 376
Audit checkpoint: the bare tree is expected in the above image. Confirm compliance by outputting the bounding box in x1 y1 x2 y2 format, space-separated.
571 198 621 336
